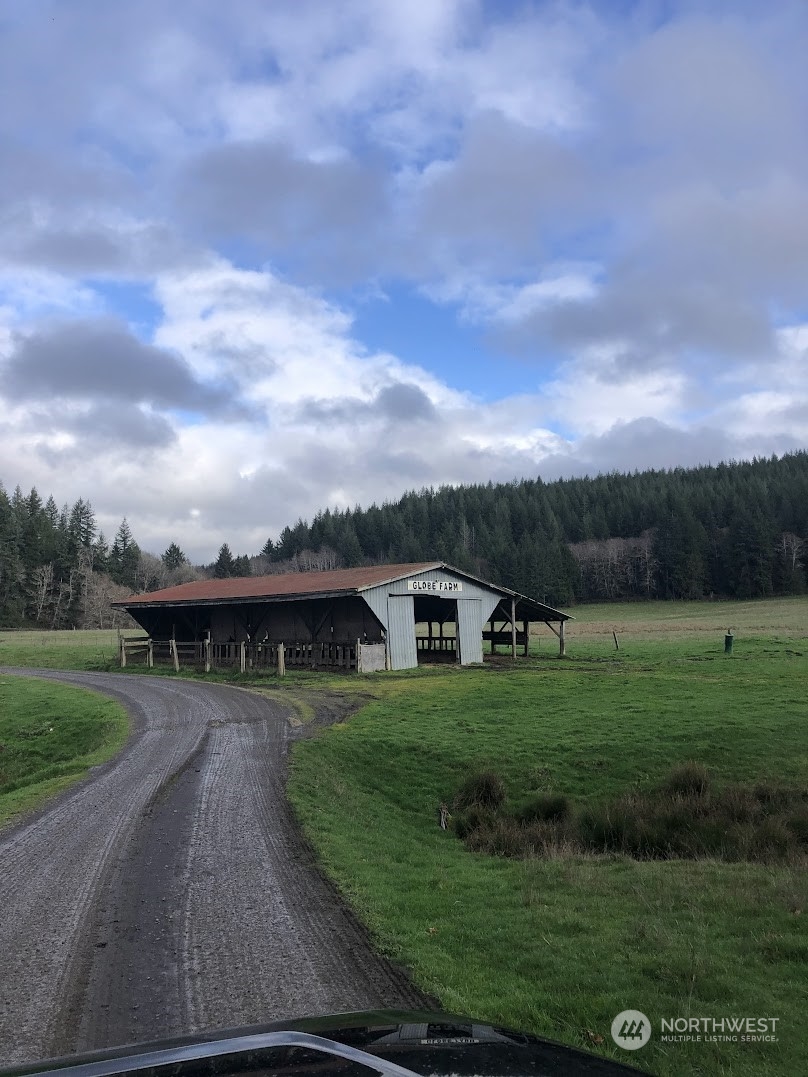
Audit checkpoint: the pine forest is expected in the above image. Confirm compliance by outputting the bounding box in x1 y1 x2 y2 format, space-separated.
1 452 806 629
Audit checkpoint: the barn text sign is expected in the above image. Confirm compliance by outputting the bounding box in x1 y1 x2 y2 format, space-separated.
407 579 463 592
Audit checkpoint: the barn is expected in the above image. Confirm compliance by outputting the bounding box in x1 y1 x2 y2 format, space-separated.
113 562 570 672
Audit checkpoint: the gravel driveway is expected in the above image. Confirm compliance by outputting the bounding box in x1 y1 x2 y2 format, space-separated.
0 671 426 1065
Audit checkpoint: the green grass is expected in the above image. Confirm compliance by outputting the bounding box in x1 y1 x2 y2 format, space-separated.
0 628 144 670
0 676 131 829
559 594 808 639
2 600 807 1072
288 602 808 1077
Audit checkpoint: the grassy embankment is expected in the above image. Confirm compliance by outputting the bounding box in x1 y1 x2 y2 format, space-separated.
286 598 807 1077
0 676 130 829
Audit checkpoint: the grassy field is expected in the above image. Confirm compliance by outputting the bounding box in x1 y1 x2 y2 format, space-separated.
0 628 143 670
0 675 130 830
287 597 808 1077
1 599 806 1074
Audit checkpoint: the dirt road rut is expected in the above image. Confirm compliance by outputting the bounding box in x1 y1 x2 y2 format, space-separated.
0 672 426 1065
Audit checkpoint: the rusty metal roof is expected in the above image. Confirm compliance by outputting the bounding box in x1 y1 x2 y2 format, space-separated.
115 563 443 606
112 560 570 621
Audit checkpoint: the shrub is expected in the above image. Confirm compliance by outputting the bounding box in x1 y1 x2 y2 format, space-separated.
661 761 711 798
451 762 806 866
518 792 570 824
786 807 808 847
453 804 497 839
453 769 506 811
466 817 523 857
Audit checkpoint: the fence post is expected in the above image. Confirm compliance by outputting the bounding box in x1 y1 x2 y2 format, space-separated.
120 638 127 668
240 640 246 673
205 636 211 673
148 639 153 668
277 642 285 677
170 638 180 672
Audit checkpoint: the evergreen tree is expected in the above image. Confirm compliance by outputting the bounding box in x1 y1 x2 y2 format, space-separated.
213 543 235 578
162 542 188 571
108 518 141 590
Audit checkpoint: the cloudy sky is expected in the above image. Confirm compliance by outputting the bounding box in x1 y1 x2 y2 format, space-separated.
1 1 807 562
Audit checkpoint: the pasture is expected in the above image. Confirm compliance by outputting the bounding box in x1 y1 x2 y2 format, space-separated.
288 597 808 1077
0 628 137 670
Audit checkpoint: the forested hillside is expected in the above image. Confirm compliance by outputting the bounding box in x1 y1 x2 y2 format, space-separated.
262 453 808 605
0 489 198 629
2 453 806 627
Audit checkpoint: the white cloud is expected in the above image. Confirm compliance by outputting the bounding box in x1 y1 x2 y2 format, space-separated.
1 2 807 561
544 350 689 437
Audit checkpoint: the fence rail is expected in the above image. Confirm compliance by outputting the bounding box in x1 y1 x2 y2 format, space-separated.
416 635 457 652
120 636 372 674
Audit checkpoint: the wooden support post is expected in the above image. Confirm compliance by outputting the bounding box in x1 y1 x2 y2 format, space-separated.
239 640 246 673
277 642 285 677
120 638 126 668
170 638 179 672
148 639 154 668
511 597 517 658
204 635 211 673
523 619 529 657
559 619 566 658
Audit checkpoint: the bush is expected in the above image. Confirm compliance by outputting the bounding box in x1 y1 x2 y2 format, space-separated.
466 817 524 857
786 807 808 847
518 792 570 824
451 763 806 865
453 804 497 839
453 769 506 811
661 761 711 798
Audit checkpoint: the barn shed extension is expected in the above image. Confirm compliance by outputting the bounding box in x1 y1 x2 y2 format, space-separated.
113 562 570 673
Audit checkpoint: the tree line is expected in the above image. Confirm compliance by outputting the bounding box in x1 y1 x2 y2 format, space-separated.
0 488 198 628
2 452 806 627
259 452 808 605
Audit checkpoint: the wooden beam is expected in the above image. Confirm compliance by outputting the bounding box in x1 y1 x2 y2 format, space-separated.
511 597 517 658
559 619 566 657
312 602 335 640
523 619 529 657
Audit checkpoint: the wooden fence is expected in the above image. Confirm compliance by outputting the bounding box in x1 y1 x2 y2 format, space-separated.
416 635 457 653
119 636 367 674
